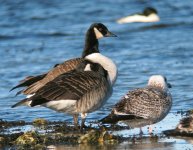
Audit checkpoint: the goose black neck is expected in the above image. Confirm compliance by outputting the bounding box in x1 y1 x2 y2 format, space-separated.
82 28 99 58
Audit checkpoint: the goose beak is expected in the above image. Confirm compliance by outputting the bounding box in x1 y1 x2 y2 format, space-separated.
167 83 172 88
105 31 117 37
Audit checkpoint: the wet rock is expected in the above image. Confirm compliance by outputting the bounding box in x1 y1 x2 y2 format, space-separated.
163 129 193 137
0 119 26 129
0 136 5 144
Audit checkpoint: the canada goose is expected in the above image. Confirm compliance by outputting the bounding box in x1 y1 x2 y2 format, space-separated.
12 60 114 129
10 23 117 96
101 75 172 132
11 23 118 129
117 7 160 24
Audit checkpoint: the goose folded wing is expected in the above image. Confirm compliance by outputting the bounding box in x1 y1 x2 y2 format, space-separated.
12 58 83 95
10 62 64 92
29 71 106 106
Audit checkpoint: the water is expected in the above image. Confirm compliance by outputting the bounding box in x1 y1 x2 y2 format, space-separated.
0 0 193 149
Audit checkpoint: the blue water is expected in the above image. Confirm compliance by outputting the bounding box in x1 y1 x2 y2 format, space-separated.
1 0 193 149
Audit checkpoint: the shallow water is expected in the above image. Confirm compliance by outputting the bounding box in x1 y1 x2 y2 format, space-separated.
0 0 193 149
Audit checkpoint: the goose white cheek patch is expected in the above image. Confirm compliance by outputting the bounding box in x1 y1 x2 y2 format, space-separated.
94 27 104 39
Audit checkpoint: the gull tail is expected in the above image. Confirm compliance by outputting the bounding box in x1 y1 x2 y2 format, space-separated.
100 113 142 124
100 114 121 124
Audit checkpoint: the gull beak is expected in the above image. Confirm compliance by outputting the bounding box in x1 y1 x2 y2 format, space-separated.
167 83 172 88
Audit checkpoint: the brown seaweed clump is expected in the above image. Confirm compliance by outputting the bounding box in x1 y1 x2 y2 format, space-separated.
14 131 46 149
15 131 40 145
33 118 48 127
78 128 118 144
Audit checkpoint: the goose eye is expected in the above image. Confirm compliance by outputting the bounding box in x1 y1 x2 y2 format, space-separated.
98 28 102 32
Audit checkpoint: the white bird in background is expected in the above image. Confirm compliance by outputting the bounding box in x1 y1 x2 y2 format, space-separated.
117 7 160 24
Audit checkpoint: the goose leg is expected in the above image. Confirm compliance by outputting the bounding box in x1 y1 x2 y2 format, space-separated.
80 113 87 129
73 114 79 129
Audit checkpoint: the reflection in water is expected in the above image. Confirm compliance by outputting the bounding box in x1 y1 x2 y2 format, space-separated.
46 137 193 150
46 139 178 150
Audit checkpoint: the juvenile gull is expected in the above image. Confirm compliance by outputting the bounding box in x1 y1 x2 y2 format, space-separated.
101 75 172 132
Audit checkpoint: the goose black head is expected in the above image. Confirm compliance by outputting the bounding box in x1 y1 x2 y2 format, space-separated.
143 7 158 16
90 23 117 39
82 23 117 58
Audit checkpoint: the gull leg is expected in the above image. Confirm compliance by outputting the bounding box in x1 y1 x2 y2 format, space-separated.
148 125 153 135
80 113 87 129
73 114 79 129
139 127 143 135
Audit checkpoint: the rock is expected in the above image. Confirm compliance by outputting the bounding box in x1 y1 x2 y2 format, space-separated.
15 131 40 145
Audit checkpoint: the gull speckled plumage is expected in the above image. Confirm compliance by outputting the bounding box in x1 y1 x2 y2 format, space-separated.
101 75 172 129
